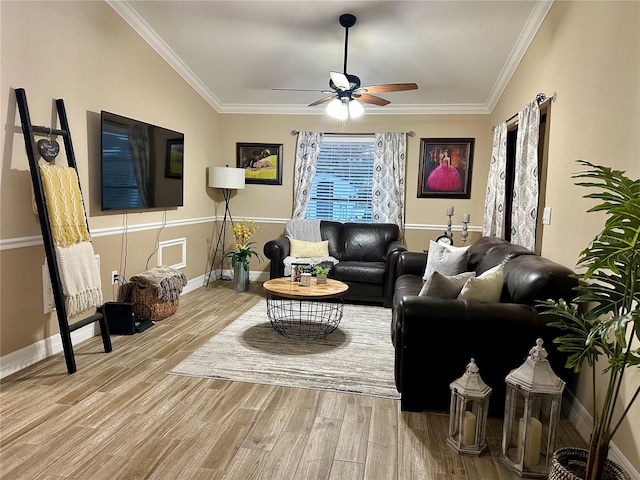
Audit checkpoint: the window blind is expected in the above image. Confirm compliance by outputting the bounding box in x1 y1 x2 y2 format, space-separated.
305 135 375 223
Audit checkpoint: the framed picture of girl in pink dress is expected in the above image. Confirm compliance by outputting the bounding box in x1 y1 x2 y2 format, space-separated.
417 138 474 199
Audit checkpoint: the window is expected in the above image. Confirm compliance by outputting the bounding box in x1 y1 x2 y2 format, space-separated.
305 135 375 222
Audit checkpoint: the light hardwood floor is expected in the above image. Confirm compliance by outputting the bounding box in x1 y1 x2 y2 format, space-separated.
0 281 585 480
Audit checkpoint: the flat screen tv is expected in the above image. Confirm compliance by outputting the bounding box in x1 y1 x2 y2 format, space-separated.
100 110 184 211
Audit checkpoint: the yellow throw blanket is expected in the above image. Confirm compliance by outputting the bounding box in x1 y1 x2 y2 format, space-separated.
37 163 102 317
38 163 90 247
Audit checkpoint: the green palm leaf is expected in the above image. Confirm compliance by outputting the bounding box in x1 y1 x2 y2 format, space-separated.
539 161 639 471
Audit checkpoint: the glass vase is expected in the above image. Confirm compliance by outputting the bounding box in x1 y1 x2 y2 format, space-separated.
233 261 249 292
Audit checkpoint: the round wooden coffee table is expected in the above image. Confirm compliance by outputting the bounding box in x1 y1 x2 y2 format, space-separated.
263 277 349 340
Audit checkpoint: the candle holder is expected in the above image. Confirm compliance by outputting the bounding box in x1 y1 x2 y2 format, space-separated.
446 212 453 242
461 219 469 246
499 339 565 478
447 358 491 456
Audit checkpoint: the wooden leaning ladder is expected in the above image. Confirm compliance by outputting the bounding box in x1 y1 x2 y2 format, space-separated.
15 88 112 374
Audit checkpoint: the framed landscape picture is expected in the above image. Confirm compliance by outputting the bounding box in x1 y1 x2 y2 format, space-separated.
236 142 283 185
165 139 184 178
417 138 474 199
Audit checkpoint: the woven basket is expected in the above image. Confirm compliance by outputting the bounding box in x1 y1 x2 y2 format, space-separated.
549 447 630 480
131 284 179 321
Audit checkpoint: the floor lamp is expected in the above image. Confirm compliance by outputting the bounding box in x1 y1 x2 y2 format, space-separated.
206 166 246 286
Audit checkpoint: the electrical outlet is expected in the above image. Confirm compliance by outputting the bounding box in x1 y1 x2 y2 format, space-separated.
111 270 119 285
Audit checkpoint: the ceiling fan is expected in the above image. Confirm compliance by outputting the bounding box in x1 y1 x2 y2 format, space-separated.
275 13 418 118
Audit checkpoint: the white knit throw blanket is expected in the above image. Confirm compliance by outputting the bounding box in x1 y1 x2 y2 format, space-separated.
54 242 103 317
282 219 337 276
284 219 322 242
283 255 338 277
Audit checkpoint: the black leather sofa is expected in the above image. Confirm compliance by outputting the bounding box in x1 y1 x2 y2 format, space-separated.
263 221 405 306
392 236 578 416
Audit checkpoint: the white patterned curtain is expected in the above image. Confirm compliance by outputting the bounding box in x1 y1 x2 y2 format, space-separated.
511 101 540 251
372 132 407 231
128 125 151 207
292 131 323 219
483 122 508 237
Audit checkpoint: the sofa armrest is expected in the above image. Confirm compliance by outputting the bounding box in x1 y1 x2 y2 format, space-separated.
393 296 570 415
263 236 290 279
383 240 407 307
397 251 428 278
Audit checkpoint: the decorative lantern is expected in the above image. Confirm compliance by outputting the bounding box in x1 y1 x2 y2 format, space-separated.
500 338 565 478
447 358 492 455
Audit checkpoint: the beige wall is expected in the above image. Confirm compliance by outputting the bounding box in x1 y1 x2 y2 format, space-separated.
220 112 489 267
489 1 639 470
1 1 219 354
1 0 638 473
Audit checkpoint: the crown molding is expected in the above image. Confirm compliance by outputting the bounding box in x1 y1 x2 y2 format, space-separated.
217 103 492 115
108 0 552 116
485 0 554 111
106 0 224 111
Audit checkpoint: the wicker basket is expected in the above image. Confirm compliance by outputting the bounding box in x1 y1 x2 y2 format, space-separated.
131 284 179 321
549 447 630 480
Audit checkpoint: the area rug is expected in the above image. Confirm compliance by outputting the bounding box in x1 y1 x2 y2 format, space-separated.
170 300 400 399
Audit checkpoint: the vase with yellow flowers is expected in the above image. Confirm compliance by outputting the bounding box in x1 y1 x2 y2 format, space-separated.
223 218 262 291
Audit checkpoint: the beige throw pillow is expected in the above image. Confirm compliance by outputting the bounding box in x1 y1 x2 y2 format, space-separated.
419 271 476 299
289 238 329 258
457 264 504 303
422 240 470 281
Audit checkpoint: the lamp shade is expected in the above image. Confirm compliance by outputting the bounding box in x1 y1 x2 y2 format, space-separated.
326 98 349 120
348 99 364 118
208 166 245 189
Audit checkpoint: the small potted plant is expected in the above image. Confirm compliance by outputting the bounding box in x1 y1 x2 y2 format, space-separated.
314 265 330 284
540 161 639 480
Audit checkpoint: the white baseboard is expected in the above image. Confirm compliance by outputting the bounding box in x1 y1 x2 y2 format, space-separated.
0 322 96 379
564 390 640 479
0 275 204 380
204 268 269 285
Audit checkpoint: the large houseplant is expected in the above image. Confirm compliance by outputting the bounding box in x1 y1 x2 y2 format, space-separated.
540 161 639 480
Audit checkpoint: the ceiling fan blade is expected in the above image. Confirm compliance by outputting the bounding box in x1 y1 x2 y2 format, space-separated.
356 83 418 94
330 71 351 90
309 95 335 107
355 94 390 106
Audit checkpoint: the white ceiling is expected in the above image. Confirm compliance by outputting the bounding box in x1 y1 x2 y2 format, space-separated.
108 0 552 115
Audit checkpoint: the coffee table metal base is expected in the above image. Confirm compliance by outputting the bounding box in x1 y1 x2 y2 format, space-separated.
266 296 344 340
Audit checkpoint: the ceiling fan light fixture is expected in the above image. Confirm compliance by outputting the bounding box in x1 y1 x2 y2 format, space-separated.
348 99 364 118
326 98 349 120
276 14 418 111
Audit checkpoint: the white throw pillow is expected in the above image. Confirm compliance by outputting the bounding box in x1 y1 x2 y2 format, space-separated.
457 264 505 303
422 240 470 282
419 271 476 299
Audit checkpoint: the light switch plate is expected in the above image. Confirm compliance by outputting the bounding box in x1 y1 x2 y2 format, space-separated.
542 207 552 225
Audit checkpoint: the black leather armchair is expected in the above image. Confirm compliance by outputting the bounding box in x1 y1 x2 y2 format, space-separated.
391 237 579 416
264 221 405 307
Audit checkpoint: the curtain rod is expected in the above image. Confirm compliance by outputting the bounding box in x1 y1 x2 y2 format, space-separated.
491 92 557 132
290 130 415 137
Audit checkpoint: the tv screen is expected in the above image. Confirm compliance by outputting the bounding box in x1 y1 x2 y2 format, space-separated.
100 111 184 211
